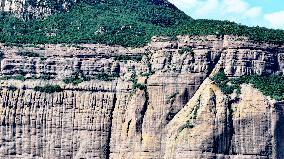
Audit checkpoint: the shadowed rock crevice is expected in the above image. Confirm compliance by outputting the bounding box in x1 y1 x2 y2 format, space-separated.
135 87 149 134
213 97 236 155
274 102 284 159
104 93 117 159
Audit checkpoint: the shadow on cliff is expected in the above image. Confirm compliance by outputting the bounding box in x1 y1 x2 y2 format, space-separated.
274 102 284 159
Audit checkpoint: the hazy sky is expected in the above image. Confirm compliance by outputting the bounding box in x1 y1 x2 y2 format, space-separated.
169 0 284 30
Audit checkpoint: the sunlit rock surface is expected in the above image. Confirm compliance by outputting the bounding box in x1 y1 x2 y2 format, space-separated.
0 35 283 158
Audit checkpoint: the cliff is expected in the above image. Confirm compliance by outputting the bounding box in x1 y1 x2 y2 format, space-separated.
1 35 283 78
0 35 283 158
165 79 282 159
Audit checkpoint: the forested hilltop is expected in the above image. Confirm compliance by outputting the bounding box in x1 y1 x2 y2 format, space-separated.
1 0 284 47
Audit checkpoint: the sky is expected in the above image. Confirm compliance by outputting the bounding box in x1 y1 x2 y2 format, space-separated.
168 0 284 30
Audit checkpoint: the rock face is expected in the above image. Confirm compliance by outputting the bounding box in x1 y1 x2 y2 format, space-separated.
1 35 282 79
165 79 281 159
0 35 283 158
0 0 76 19
0 88 115 158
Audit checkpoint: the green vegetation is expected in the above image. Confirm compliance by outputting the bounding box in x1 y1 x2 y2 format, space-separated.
211 70 235 94
63 71 120 84
140 53 155 77
39 74 54 80
0 74 55 81
63 76 84 85
236 75 284 101
16 51 40 57
178 47 193 55
191 96 201 120
133 83 146 90
211 70 284 101
0 51 4 60
165 92 179 104
1 1 284 47
0 75 26 81
167 92 179 100
130 73 138 84
25 74 54 80
140 72 152 77
3 43 23 47
34 84 62 93
13 75 25 81
178 120 194 133
114 55 143 61
63 70 89 84
177 95 202 134
95 73 119 81
40 57 47 61
7 85 17 91
130 73 146 90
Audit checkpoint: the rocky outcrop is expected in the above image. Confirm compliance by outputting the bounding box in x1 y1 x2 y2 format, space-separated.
0 0 76 19
0 35 283 158
0 35 282 79
164 79 282 159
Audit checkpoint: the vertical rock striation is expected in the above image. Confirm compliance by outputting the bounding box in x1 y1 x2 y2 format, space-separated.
0 35 283 158
164 79 282 159
0 87 116 158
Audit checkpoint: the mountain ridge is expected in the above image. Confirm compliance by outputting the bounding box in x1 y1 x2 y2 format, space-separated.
1 0 284 47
